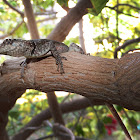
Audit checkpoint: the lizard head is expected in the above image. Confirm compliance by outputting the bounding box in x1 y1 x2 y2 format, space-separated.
0 39 24 56
69 43 85 54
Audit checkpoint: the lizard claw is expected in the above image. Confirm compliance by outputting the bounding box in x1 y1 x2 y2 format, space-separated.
0 62 5 76
20 60 27 78
20 58 31 78
56 57 65 74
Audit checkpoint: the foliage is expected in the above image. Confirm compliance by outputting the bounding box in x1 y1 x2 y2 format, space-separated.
89 0 109 15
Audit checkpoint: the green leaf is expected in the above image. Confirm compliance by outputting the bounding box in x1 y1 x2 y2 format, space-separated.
89 0 109 15
57 0 68 7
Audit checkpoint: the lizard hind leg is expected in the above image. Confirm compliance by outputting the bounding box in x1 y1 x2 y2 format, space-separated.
49 41 66 74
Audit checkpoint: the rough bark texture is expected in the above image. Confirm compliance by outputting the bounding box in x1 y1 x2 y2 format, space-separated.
0 52 140 111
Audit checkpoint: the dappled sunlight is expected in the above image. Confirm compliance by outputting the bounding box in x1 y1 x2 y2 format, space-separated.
16 89 70 105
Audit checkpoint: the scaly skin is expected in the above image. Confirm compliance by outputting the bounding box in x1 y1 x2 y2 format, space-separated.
0 39 85 75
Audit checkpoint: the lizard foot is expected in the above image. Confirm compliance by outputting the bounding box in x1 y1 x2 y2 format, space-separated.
49 41 67 74
56 56 67 74
56 57 64 74
20 58 31 78
0 62 5 76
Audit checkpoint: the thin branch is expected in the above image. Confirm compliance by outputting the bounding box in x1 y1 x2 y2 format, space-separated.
116 0 119 48
3 0 57 18
36 17 56 23
3 0 24 17
34 134 54 140
114 37 140 58
35 11 57 16
114 3 140 10
72 109 86 131
105 6 139 18
106 103 132 140
0 20 24 39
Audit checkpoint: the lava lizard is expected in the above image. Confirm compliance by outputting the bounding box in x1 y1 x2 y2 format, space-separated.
0 39 85 76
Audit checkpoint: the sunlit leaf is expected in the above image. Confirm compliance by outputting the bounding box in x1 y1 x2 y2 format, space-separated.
89 0 109 15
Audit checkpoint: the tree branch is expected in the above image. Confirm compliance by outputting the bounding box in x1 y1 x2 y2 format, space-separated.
12 97 103 140
0 20 24 39
114 37 140 58
105 6 139 18
0 52 140 111
47 0 93 41
114 3 140 10
3 0 24 17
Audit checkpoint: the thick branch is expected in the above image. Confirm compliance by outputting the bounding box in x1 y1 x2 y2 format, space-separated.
47 0 92 41
0 52 140 111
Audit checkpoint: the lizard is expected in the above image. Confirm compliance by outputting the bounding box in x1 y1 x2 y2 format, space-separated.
0 39 85 76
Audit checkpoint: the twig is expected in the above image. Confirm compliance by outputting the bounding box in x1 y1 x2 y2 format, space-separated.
0 20 24 39
106 103 132 140
72 109 86 131
3 0 24 17
61 92 71 103
34 134 54 140
114 3 140 10
35 11 57 16
36 17 56 23
105 6 139 18
114 37 140 58
116 0 119 47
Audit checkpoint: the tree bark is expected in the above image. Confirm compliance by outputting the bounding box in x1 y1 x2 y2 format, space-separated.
47 0 92 41
0 52 140 111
